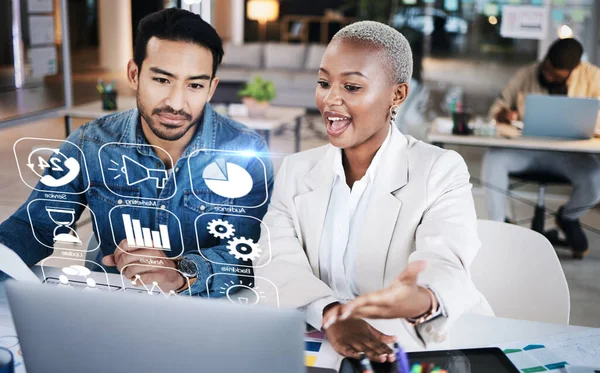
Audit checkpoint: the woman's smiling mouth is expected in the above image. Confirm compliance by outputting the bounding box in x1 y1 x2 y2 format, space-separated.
324 111 352 137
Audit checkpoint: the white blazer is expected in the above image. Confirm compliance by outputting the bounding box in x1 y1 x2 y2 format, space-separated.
255 126 493 347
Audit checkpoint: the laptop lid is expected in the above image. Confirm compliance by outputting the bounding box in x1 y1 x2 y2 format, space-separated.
5 281 305 373
522 94 600 139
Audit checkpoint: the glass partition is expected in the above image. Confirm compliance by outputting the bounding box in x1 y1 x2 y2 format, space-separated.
0 0 66 123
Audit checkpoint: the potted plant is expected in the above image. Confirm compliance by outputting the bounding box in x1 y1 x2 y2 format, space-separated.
238 75 276 118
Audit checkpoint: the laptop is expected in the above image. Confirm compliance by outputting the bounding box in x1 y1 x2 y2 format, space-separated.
522 94 600 139
5 281 308 373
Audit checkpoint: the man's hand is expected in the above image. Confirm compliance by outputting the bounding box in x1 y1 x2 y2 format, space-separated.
495 108 518 124
323 304 397 363
102 239 185 293
324 261 431 324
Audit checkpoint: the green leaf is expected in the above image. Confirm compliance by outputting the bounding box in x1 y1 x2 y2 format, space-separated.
238 75 277 102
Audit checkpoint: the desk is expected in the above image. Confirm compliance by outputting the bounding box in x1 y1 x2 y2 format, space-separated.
318 316 595 368
229 106 306 152
1 274 598 371
60 98 307 152
428 129 600 154
435 314 591 350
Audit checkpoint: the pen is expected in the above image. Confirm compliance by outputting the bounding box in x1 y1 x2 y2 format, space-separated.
359 353 374 373
394 342 410 373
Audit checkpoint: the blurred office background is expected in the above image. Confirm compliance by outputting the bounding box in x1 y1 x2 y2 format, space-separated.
0 0 598 326
1 0 597 122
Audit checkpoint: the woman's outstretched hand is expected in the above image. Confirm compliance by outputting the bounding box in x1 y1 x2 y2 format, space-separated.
323 261 433 327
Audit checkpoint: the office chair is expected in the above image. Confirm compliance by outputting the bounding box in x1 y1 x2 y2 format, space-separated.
508 171 571 233
472 220 570 324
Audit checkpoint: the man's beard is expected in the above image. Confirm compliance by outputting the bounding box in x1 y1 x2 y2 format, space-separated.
537 66 569 95
137 94 202 141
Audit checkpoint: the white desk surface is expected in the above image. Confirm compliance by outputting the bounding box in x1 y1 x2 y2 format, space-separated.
60 98 306 131
1 278 597 370
428 129 600 154
435 314 591 350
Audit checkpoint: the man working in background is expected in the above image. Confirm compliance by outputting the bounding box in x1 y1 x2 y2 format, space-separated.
482 38 600 259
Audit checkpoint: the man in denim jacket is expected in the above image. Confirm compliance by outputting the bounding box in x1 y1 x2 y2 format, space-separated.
0 9 274 297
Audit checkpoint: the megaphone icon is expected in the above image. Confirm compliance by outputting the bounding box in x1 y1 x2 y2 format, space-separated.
121 155 169 189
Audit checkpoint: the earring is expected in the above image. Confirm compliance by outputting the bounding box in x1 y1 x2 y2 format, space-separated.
389 104 400 125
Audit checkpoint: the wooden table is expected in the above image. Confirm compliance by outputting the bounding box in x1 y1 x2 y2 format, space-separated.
60 96 135 137
60 98 307 152
229 106 306 152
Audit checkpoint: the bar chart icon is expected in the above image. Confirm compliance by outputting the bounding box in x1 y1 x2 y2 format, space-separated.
122 214 171 251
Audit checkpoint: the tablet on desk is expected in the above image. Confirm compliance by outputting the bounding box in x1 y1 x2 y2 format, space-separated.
339 348 519 373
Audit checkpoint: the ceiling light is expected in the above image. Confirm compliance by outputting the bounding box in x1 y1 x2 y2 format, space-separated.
558 25 573 39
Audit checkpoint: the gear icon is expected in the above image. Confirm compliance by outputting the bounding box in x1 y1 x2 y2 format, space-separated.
207 219 235 240
227 237 262 262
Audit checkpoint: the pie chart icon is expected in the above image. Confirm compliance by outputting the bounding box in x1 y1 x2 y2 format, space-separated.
202 160 253 199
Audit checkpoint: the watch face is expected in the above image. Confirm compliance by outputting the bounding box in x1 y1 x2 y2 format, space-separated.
178 258 198 278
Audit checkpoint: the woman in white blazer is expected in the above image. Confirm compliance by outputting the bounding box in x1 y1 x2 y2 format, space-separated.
254 21 493 362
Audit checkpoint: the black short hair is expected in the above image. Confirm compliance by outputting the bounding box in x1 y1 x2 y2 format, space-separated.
133 8 224 78
546 38 583 71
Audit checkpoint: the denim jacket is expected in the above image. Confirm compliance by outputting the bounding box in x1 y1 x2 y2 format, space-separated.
0 103 274 297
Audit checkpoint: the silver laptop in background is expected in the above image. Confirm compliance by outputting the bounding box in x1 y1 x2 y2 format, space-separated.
5 281 306 373
522 94 600 139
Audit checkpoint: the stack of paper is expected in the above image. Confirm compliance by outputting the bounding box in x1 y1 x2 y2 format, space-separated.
304 330 340 369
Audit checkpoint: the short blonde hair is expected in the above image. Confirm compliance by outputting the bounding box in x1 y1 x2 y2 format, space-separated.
332 21 413 83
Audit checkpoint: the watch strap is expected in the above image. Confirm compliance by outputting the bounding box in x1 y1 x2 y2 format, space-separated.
406 287 442 326
175 277 197 293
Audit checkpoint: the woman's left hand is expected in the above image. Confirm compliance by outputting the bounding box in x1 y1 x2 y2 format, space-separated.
323 261 432 328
